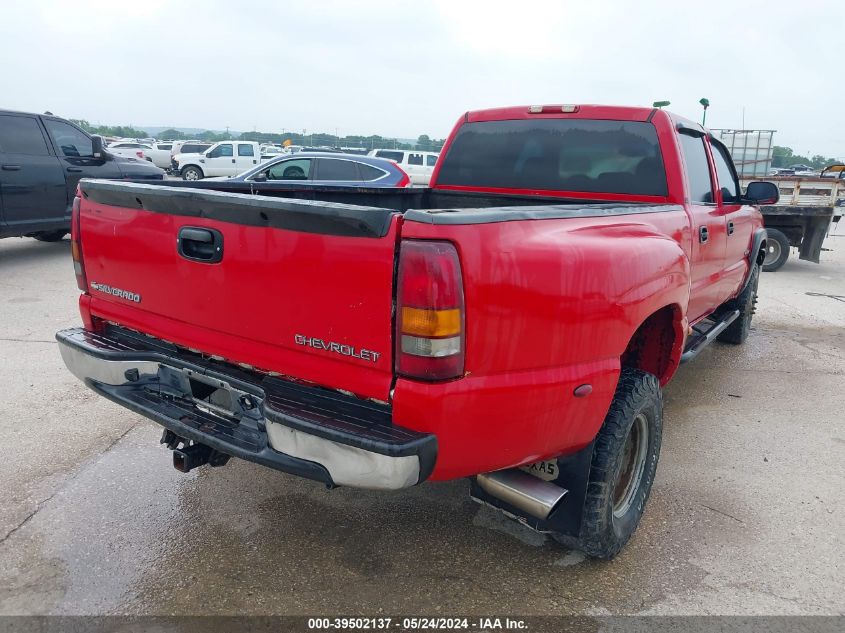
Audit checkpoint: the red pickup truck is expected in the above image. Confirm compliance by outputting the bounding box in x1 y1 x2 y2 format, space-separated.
57 105 777 558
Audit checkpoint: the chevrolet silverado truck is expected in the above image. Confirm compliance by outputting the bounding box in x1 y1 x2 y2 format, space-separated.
56 105 777 558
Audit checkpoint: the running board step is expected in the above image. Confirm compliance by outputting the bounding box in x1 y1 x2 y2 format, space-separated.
680 309 740 363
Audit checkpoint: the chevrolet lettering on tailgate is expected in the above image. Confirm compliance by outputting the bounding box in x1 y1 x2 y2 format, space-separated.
294 334 381 363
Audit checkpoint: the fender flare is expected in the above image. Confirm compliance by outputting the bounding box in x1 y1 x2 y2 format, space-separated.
740 228 767 293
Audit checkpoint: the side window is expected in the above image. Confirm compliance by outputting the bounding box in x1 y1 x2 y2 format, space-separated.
43 119 93 158
159 144 172 151
216 144 233 157
408 153 424 166
375 150 404 163
678 133 714 204
426 154 438 167
357 163 387 181
238 144 254 157
0 115 50 155
710 141 739 203
316 159 361 181
266 158 311 180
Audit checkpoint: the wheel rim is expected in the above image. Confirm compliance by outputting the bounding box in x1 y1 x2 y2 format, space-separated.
612 413 649 519
763 240 781 266
185 169 198 180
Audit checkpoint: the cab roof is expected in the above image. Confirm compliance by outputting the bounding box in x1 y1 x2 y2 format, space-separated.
463 104 709 134
465 104 660 123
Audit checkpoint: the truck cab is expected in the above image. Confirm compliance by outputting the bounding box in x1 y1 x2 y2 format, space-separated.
0 109 163 241
176 141 262 180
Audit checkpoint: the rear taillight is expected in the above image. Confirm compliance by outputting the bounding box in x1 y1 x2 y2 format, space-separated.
395 240 464 380
136 151 144 159
71 189 87 291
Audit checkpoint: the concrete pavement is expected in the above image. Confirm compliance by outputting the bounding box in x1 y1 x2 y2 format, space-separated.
1 233 843 615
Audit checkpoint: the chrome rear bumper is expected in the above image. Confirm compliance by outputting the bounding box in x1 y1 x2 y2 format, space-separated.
57 326 436 490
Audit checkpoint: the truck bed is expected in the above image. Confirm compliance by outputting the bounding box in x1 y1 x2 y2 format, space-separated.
101 179 675 228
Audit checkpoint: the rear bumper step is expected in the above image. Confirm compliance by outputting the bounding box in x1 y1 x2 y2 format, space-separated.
56 325 436 490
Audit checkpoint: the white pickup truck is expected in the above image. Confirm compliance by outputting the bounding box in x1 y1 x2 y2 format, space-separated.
174 141 263 180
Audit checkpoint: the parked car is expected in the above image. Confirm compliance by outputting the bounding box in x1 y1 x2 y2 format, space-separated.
259 144 285 161
107 141 152 161
368 149 439 185
143 142 177 169
168 143 213 174
174 141 262 180
223 152 411 187
168 140 211 159
57 104 774 559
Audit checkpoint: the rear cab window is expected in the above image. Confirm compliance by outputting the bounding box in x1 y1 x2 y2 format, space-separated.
375 150 405 163
436 118 667 196
238 144 254 157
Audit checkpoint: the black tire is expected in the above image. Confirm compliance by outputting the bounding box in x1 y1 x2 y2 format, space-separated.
762 228 790 272
182 166 203 181
717 263 759 345
32 230 68 242
575 368 662 559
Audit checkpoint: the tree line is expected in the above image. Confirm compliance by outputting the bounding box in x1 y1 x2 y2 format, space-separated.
70 120 446 152
772 146 840 169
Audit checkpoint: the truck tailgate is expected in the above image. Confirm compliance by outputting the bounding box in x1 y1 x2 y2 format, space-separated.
78 180 399 401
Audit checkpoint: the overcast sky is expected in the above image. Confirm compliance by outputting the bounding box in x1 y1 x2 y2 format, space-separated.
2 0 842 157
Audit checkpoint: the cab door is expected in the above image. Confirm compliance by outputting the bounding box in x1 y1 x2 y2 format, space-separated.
0 113 67 232
678 130 728 323
204 143 234 176
405 152 425 185
709 138 755 300
235 143 258 174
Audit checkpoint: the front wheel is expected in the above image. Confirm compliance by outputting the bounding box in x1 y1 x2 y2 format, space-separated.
575 368 663 559
182 166 203 181
762 228 790 272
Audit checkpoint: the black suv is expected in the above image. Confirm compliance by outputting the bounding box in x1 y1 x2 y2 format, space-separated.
0 110 164 241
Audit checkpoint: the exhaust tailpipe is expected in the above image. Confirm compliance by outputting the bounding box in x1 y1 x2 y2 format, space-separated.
476 469 568 521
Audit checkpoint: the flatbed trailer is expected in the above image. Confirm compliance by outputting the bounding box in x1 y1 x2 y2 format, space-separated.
741 172 843 271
